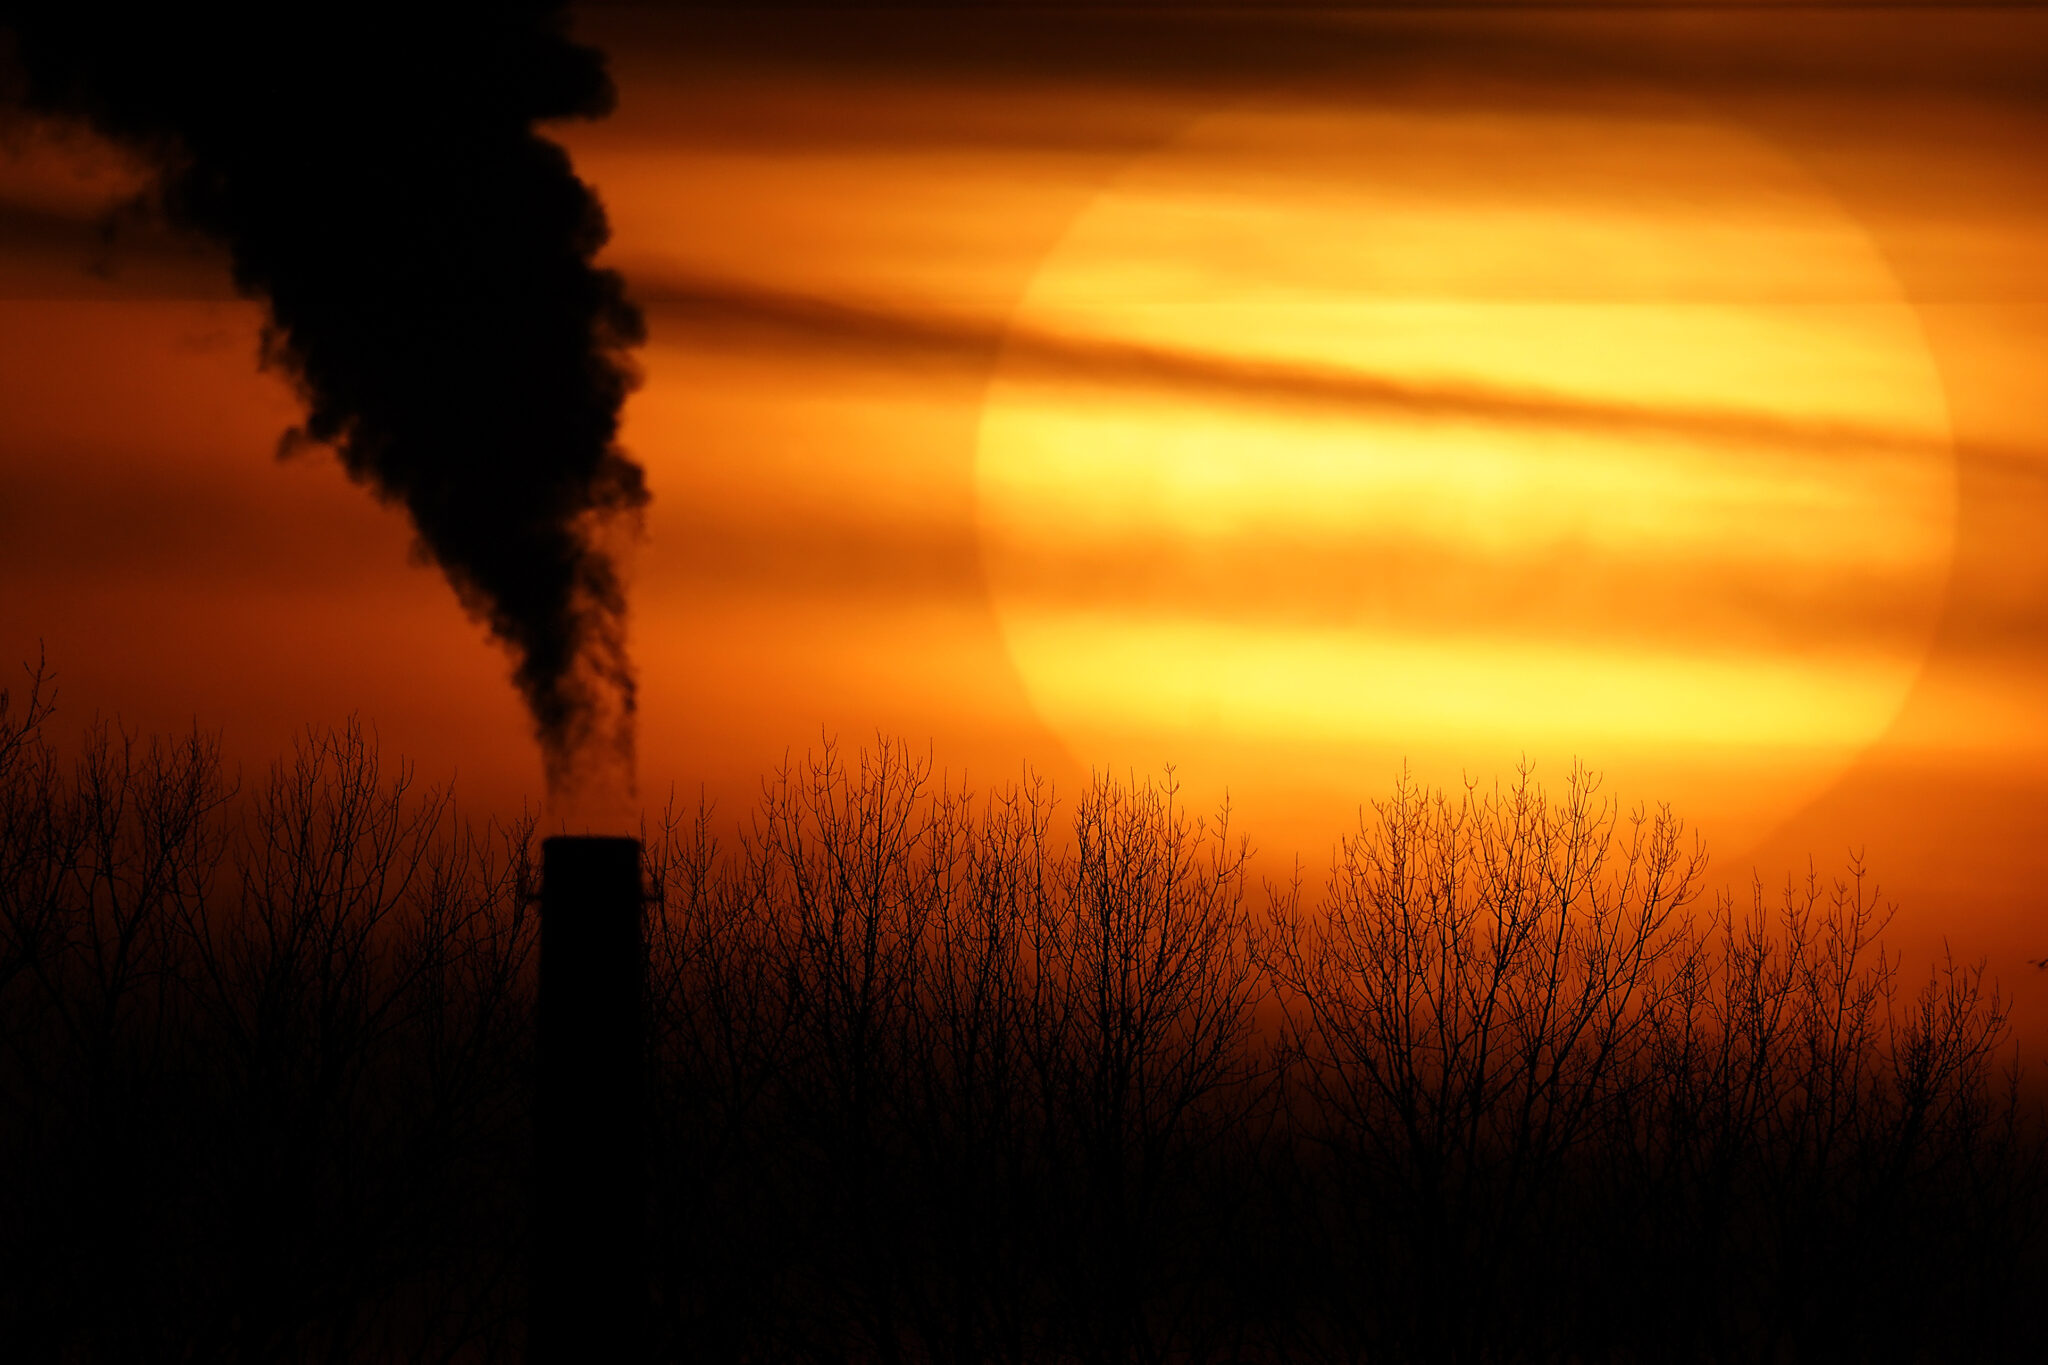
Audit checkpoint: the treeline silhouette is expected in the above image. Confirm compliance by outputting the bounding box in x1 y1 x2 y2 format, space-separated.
1 660 2040 1363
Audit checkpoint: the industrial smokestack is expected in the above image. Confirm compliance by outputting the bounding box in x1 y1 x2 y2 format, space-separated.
532 834 646 1362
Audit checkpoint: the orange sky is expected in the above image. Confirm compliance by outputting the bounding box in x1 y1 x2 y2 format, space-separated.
2 4 2046 1013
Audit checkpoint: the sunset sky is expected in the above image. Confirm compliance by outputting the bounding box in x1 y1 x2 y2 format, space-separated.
2 4 2046 1006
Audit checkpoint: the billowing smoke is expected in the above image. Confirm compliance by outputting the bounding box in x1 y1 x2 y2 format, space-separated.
0 3 648 799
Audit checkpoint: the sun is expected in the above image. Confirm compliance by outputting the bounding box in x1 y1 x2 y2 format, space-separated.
974 102 1955 858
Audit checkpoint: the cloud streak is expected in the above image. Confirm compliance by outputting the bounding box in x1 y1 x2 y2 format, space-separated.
640 272 2017 472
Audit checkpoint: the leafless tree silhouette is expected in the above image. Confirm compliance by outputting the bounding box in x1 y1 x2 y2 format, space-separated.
0 664 539 1361
1 660 2039 1363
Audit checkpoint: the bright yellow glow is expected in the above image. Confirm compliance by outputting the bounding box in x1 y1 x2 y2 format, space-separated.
1002 614 1916 752
976 106 1956 855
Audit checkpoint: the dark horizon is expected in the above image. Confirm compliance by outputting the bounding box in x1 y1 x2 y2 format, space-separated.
1 690 2040 1360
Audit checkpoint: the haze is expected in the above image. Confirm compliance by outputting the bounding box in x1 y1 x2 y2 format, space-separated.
2 4 2045 1014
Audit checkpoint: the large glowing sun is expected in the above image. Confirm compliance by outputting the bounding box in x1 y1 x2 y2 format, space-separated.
975 104 1955 858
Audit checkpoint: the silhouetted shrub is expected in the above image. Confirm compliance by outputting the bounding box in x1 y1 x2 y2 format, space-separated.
0 660 537 1362
1 660 2039 1363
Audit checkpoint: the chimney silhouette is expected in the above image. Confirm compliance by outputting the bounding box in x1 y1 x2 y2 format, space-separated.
532 835 646 1361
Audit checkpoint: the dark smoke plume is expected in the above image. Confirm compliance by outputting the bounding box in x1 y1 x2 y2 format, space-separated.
0 3 648 796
